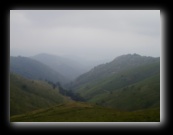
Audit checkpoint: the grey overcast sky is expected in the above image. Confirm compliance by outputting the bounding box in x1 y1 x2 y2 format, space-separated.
10 10 161 61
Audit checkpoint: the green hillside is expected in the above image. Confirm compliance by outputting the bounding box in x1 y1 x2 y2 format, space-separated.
10 73 67 116
10 101 160 122
88 73 160 111
10 53 160 122
71 54 160 90
69 54 160 111
76 61 159 96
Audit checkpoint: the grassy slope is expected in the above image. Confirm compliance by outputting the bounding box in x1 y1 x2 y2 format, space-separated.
72 55 159 91
10 71 160 122
10 73 67 116
89 73 160 111
70 62 160 112
10 55 160 122
10 101 160 122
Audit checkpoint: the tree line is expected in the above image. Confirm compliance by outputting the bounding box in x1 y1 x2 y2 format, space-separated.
45 80 85 102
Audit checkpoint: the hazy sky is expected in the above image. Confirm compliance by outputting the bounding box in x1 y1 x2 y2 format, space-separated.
10 10 161 61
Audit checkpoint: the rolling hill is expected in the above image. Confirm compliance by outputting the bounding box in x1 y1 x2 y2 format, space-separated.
71 54 160 89
69 54 160 111
87 73 160 111
10 56 68 84
10 73 68 116
10 53 160 122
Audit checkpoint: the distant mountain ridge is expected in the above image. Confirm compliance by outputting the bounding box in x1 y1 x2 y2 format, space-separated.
31 53 88 81
10 56 68 84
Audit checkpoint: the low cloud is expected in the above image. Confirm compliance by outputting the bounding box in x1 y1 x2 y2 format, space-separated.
10 10 161 61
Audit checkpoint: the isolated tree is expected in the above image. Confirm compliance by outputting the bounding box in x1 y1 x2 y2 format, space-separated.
52 83 56 89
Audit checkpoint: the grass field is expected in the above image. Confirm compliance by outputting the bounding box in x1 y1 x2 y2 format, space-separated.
11 101 160 122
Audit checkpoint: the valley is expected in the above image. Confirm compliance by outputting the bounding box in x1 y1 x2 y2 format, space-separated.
10 53 160 122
